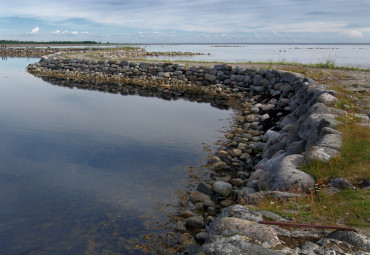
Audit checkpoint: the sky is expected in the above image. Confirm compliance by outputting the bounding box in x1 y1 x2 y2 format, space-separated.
0 0 369 43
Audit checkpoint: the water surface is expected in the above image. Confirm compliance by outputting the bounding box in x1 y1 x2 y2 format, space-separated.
141 44 370 68
0 58 232 254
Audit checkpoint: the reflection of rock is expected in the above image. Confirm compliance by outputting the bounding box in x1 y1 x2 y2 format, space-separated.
36 76 232 110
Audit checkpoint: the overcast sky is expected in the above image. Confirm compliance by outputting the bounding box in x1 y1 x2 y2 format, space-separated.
0 0 369 43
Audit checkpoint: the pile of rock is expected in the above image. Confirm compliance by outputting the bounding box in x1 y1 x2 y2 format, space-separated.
0 47 61 57
27 54 370 255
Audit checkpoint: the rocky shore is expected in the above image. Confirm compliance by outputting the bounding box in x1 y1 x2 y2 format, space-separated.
27 53 370 255
0 46 204 59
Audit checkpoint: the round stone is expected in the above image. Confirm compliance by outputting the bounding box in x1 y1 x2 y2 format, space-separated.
213 181 233 196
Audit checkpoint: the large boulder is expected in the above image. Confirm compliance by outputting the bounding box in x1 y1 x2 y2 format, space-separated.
257 154 315 192
208 217 280 248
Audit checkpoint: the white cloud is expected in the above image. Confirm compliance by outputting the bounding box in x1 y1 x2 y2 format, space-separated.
343 30 364 38
71 31 78 35
52 29 61 34
30 26 39 34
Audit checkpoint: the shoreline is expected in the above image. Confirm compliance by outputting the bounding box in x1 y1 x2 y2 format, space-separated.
8 48 370 254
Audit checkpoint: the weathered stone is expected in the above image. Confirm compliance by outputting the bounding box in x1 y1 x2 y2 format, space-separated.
316 133 342 150
213 181 233 196
180 233 196 245
329 177 355 190
200 234 285 255
204 73 217 82
316 92 338 106
258 154 315 191
300 241 320 255
189 191 211 204
196 181 214 196
207 156 221 164
203 200 216 209
229 149 243 157
220 199 234 207
305 146 340 162
195 231 208 243
209 217 280 248
326 231 370 251
253 75 262 86
213 161 228 171
299 113 339 150
185 216 205 229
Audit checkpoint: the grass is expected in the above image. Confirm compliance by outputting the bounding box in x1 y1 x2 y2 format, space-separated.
249 189 369 227
246 64 370 228
302 120 370 185
250 97 369 227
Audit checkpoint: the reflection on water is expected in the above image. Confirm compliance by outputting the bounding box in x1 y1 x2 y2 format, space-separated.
0 58 232 254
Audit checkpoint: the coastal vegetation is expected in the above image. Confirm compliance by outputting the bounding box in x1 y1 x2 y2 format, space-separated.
246 65 370 228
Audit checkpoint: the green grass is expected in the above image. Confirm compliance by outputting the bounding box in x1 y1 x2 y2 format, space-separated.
250 189 369 227
252 115 370 227
302 121 370 185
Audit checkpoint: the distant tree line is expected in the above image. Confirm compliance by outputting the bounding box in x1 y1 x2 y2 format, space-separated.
0 40 100 45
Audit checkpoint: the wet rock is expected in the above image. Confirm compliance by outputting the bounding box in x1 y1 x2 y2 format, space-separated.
213 181 233 196
181 210 195 218
231 178 245 187
185 216 205 229
212 161 228 171
203 200 216 209
190 191 211 204
195 231 208 243
196 181 214 196
195 202 205 211
220 199 233 207
180 233 196 245
221 175 232 183
229 149 243 157
175 221 187 232
208 156 221 164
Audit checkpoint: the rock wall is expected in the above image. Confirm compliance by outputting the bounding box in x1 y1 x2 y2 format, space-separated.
26 55 369 255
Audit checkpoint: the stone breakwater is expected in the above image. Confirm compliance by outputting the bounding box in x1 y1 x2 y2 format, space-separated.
0 46 204 59
27 54 370 255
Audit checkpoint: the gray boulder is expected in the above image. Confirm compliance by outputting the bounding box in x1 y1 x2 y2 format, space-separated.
205 73 217 82
299 113 339 150
325 231 370 251
200 234 285 255
213 181 233 196
208 217 281 248
258 154 315 191
305 146 340 162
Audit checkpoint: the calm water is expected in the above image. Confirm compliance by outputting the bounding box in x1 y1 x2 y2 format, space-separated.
0 58 232 254
140 44 370 68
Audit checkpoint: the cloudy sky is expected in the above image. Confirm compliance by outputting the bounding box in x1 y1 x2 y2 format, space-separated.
0 0 369 43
